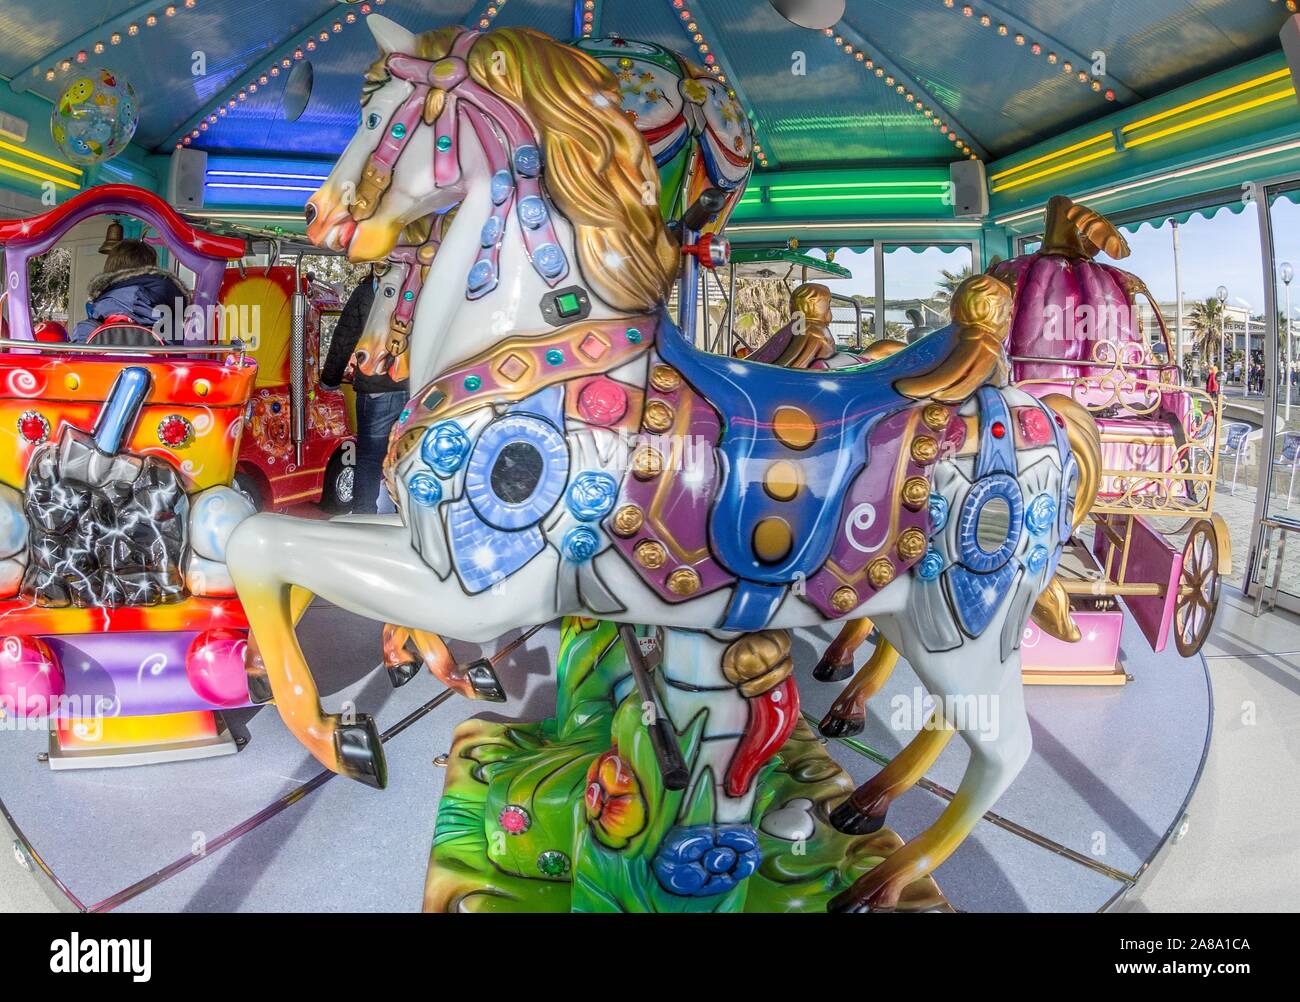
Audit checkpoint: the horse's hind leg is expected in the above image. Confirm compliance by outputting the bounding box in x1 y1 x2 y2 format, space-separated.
812 617 874 682
828 706 954 833
817 637 899 738
829 656 1031 912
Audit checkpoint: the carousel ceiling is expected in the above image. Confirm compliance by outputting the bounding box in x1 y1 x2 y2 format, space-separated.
0 0 1288 169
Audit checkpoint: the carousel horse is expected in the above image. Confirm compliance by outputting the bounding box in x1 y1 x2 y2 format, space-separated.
228 18 1101 912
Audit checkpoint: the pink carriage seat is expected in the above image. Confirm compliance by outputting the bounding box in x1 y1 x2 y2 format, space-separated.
995 196 1194 499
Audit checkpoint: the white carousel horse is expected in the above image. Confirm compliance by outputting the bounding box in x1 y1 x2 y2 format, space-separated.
227 17 1101 911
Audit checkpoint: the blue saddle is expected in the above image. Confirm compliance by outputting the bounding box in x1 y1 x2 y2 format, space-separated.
656 315 960 630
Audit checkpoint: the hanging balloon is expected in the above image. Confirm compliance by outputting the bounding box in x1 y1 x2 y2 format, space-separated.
50 68 139 165
576 37 754 236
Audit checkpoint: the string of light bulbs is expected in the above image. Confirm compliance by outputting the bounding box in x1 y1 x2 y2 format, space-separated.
668 1 768 168
41 1 198 83
941 0 1117 101
821 28 978 160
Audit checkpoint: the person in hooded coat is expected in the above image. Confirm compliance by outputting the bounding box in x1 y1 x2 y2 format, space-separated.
71 239 190 343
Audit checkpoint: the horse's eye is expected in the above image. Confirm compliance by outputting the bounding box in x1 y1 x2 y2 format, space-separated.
384 286 396 298
367 112 382 130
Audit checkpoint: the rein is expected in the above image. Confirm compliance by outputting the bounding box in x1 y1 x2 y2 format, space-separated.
354 29 570 301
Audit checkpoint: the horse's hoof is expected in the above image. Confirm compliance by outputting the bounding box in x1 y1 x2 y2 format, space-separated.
829 799 886 836
827 891 894 914
245 665 274 705
827 892 873 914
812 658 854 683
818 713 865 739
464 658 507 703
386 660 422 689
335 714 388 789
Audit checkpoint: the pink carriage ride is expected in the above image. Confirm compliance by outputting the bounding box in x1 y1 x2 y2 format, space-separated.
0 184 261 767
994 196 1230 660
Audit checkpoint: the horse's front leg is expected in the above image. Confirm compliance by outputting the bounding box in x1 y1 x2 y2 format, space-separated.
382 624 506 701
228 513 519 786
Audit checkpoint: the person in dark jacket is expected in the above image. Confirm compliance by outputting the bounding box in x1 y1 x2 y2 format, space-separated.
71 239 189 342
321 267 409 514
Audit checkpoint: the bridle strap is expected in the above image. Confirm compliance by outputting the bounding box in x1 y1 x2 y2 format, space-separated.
354 29 570 299
385 233 441 357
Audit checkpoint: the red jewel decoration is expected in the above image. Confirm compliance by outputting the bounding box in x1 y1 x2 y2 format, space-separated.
18 410 50 444
991 421 1006 439
498 804 531 835
1017 407 1052 446
158 414 194 448
1055 414 1066 428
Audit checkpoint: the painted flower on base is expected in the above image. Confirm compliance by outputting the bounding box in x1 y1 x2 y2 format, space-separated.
652 824 762 898
583 748 646 850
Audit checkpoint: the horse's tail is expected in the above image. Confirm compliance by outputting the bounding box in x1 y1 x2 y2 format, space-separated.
1032 393 1102 642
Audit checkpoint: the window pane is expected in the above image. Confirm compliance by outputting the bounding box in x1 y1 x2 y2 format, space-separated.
883 243 973 340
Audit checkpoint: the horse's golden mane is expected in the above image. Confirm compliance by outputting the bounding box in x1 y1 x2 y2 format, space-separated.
375 26 680 313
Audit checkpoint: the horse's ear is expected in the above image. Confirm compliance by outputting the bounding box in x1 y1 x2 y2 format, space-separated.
368 14 416 55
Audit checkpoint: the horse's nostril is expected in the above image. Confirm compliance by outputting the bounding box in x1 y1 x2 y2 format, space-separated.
304 203 318 225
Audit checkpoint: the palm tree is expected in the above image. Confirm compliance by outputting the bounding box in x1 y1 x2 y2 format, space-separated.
934 265 973 303
1186 297 1226 365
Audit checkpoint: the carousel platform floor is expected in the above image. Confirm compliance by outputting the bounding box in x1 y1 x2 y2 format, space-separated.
0 600 1210 913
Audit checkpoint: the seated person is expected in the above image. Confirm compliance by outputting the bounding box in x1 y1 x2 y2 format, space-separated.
71 239 190 343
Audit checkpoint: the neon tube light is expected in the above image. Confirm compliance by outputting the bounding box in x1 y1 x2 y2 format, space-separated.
206 182 318 193
1121 68 1293 135
0 139 82 177
1123 88 1296 149
992 138 1300 226
207 169 329 182
990 133 1113 184
990 145 1119 193
0 156 80 189
729 220 984 233
763 193 952 203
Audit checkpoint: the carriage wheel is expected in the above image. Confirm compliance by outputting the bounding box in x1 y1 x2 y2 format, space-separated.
1174 515 1231 657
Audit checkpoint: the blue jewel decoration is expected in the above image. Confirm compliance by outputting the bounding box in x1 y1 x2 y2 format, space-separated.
626 327 642 344
532 243 566 279
467 259 496 294
420 421 471 476
480 216 503 247
403 290 415 302
517 195 548 229
1026 545 1049 575
567 471 618 521
463 375 482 391
407 473 442 507
391 122 407 140
270 401 282 413
1026 493 1057 535
562 526 600 563
653 824 761 898
490 169 513 205
928 492 948 532
545 348 564 366
917 547 944 581
400 409 411 422
436 134 452 152
513 145 541 177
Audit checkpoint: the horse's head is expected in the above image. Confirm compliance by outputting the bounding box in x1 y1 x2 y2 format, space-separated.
354 215 441 384
307 16 678 313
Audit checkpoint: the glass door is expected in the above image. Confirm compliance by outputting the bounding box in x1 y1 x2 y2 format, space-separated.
1251 181 1300 612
